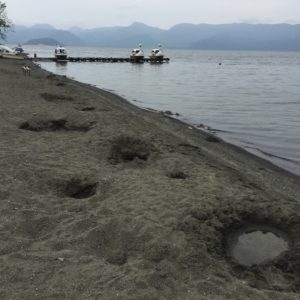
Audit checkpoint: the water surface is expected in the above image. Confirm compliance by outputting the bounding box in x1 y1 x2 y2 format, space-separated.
227 226 289 266
25 46 300 175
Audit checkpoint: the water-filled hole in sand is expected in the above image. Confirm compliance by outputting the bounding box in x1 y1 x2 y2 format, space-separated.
227 225 289 266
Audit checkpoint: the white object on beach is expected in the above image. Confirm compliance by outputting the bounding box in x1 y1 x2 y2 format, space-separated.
22 66 31 76
0 45 28 59
0 45 20 58
57 257 65 262
0 45 15 54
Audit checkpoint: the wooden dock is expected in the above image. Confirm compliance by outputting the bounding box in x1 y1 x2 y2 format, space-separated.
31 57 170 63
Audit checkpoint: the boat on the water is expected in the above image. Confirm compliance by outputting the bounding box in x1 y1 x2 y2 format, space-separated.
54 45 68 61
130 44 144 63
149 44 164 62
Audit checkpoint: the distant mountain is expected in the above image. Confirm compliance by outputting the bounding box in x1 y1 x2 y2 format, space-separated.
74 22 164 47
31 24 56 30
5 23 300 51
163 23 223 48
25 37 60 46
162 23 300 50
190 24 300 51
6 25 83 46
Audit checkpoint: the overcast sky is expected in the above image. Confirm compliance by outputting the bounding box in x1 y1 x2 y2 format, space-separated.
4 0 300 29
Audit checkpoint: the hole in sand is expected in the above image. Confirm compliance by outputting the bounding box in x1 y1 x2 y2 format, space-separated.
20 114 95 132
167 169 187 179
227 225 289 266
40 93 73 102
64 180 98 199
109 136 151 162
81 106 96 111
20 119 67 131
205 135 221 143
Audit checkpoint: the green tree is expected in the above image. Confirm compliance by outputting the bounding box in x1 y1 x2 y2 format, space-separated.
0 1 11 40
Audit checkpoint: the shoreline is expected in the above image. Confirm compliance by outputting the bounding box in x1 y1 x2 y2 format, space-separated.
39 59 300 178
81 83 300 179
1 58 300 299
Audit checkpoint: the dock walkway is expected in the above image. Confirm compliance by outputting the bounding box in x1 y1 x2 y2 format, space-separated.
31 57 170 63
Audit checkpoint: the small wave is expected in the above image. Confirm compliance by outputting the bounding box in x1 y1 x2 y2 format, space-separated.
244 146 298 163
264 101 300 105
192 124 231 133
209 127 231 133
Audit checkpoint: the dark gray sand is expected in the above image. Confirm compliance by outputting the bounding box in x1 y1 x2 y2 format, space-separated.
0 58 300 299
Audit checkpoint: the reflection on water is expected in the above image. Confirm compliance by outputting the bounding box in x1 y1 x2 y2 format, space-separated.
55 62 68 69
227 227 289 266
25 45 300 175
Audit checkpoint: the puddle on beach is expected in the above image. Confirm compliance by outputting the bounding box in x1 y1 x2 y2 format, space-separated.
227 225 289 266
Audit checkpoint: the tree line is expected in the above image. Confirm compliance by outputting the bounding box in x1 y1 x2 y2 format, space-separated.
0 1 11 40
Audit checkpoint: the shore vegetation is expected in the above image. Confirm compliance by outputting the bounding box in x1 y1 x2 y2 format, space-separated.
0 1 11 40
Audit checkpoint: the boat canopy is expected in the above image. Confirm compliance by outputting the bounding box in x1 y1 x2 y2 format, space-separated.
55 48 67 54
132 49 142 53
151 49 160 54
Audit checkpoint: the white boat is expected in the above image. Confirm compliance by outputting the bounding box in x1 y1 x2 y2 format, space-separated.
149 44 164 62
54 45 68 61
0 45 15 55
0 45 26 59
130 44 144 63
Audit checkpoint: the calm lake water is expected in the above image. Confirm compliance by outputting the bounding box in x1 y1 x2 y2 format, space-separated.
25 45 300 175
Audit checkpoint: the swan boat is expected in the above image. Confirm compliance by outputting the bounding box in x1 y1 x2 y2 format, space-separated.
149 44 164 62
55 45 68 61
130 44 144 63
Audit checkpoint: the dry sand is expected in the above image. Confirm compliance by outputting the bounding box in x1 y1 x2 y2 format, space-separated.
0 58 300 299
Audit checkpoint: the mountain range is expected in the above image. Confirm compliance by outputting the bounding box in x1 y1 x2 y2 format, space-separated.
5 22 300 51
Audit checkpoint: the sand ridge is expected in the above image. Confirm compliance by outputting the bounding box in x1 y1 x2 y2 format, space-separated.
0 58 300 299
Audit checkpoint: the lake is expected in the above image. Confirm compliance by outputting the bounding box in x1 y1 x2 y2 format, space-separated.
24 45 300 175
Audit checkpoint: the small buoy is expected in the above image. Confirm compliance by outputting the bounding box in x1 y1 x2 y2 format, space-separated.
219 62 222 66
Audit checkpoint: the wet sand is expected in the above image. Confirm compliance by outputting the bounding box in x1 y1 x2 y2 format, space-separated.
0 58 300 299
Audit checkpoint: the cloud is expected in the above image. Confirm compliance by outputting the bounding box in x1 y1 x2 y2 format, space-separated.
5 0 300 28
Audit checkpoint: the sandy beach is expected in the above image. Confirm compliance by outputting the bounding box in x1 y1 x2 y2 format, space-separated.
0 58 300 299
